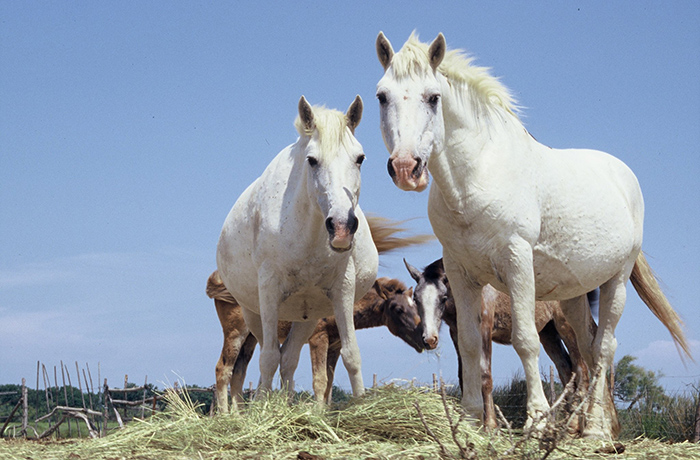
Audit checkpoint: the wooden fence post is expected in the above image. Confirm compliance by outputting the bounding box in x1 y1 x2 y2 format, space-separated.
21 378 28 437
60 363 71 437
549 365 555 405
693 391 700 443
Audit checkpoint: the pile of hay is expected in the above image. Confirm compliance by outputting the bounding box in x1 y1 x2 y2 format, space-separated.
1 384 699 459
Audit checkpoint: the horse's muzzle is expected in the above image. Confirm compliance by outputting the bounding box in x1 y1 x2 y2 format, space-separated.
326 215 358 252
387 156 429 192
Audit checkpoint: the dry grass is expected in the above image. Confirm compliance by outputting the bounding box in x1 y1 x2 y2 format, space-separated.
1 384 698 460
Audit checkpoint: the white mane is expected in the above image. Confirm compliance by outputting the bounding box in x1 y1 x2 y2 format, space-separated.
294 105 353 161
392 32 520 118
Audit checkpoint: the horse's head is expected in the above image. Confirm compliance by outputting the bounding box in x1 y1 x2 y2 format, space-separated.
296 95 365 252
373 278 424 353
376 32 446 192
404 258 449 350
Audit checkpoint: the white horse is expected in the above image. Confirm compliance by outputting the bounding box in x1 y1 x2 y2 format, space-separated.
375 32 691 438
216 95 378 400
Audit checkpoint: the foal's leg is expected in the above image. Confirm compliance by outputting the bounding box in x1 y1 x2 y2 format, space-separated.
502 241 549 428
324 348 341 404
308 332 330 404
280 320 318 396
214 299 250 413
230 333 257 405
444 256 484 423
583 275 626 439
480 298 497 430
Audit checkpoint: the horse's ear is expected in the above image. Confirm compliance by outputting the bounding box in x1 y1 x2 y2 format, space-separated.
428 33 446 70
407 287 413 297
298 95 315 132
376 31 394 70
346 95 363 134
404 258 422 283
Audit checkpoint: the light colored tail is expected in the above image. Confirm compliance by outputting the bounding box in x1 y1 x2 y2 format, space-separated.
366 214 435 255
206 270 238 304
630 252 693 362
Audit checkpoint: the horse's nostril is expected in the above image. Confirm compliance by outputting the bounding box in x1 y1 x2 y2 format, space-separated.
411 157 422 179
348 214 359 235
387 158 396 178
424 335 439 350
325 217 334 234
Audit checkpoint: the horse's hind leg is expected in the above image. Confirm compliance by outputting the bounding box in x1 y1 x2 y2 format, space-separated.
584 275 626 439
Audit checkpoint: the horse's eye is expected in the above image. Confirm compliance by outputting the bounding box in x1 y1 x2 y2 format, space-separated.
307 156 318 167
377 92 388 105
356 154 365 166
427 94 440 107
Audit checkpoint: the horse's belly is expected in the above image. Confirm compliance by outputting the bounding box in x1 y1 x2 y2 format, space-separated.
277 288 334 322
531 238 635 300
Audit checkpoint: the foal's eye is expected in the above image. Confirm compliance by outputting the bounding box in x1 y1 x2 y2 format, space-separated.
356 154 365 166
307 156 318 167
376 92 388 105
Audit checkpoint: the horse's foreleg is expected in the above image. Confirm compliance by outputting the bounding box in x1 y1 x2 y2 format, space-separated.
503 241 549 428
444 256 483 423
583 274 626 439
280 320 318 397
249 281 280 393
333 264 365 397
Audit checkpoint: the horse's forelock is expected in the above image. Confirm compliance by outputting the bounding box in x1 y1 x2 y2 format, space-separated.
294 105 354 161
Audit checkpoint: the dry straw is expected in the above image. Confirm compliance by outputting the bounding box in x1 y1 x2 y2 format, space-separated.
1 383 699 459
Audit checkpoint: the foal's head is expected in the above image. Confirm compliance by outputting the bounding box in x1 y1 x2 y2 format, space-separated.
296 96 365 252
375 32 446 192
372 277 424 353
404 258 449 350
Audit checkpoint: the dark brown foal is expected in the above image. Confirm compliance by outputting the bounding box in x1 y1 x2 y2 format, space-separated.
207 271 423 411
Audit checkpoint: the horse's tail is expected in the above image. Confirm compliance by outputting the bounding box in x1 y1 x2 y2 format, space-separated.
206 270 238 304
629 252 693 362
366 214 435 255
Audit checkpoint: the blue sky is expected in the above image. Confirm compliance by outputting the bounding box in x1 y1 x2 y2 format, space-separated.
1 2 698 395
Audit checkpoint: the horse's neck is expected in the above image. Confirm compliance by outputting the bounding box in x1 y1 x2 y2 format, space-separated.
352 295 386 330
429 93 537 211
279 143 327 240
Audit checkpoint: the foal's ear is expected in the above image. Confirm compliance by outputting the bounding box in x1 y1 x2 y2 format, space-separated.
346 95 363 134
428 33 446 70
298 95 315 132
404 258 422 283
376 31 394 70
372 280 389 300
